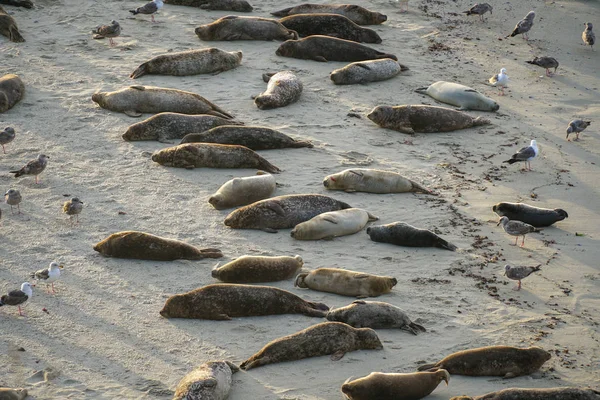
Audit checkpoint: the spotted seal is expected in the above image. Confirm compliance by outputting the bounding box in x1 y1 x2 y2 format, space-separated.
181 125 313 149
209 171 276 210
450 387 600 400
0 5 24 42
174 361 239 400
323 168 431 194
254 71 303 110
367 222 457 251
290 208 378 240
492 202 568 228
330 59 407 85
195 15 298 41
276 35 397 62
279 13 381 43
212 255 303 283
271 4 387 25
164 0 253 12
342 370 449 400
0 74 24 113
295 268 397 298
415 81 499 111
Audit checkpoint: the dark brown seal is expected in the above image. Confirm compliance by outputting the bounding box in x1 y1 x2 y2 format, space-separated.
367 222 457 251
342 370 449 400
164 0 253 12
0 5 24 42
93 231 223 261
295 268 397 298
451 387 600 400
159 283 329 319
0 1 33 8
492 202 568 228
0 388 28 400
271 4 387 25
151 143 281 173
181 125 313 149
276 35 396 62
223 194 352 232
174 360 239 400
0 74 24 113
367 105 491 135
418 346 551 378
279 13 381 43
195 15 298 41
254 71 303 110
212 255 303 283
240 322 383 370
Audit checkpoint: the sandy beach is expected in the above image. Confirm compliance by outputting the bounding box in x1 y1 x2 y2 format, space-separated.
1 0 599 398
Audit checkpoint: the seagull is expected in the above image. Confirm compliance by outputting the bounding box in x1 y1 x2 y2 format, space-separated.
504 264 541 290
10 154 49 184
463 3 493 22
503 139 538 171
582 22 595 50
566 119 591 141
63 197 83 225
31 261 63 294
130 0 163 23
507 11 535 40
0 282 34 316
396 0 409 13
92 20 121 46
489 68 509 95
526 56 559 77
0 127 15 154
497 216 539 247
4 189 22 214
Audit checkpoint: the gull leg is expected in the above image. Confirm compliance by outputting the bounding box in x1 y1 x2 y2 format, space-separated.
109 38 115 46
520 236 526 247
17 203 21 214
2 144 5 154
517 280 522 290
512 236 518 246
10 205 15 214
52 282 55 294
18 305 23 316
151 15 156 23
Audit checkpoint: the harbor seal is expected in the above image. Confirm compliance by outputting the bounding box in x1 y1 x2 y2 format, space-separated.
174 361 239 400
0 1 33 8
212 255 303 283
0 388 28 400
330 59 407 85
450 387 600 400
92 85 234 118
276 35 397 62
254 71 303 110
130 48 242 79
295 268 397 298
323 168 431 194
209 171 276 210
0 74 24 113
367 222 457 251
368 105 491 134
415 81 499 111
151 143 281 173
418 346 551 378
181 125 313 150
0 6 24 42
195 15 298 41
271 4 387 25
326 300 426 334
223 194 351 232
279 13 382 43
164 0 253 12
240 322 383 370
342 370 449 400
159 283 329 319
123 112 240 142
93 231 223 261
492 202 568 228
290 208 378 240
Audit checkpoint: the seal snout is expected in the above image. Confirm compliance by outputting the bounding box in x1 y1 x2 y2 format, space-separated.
377 14 388 23
492 103 500 111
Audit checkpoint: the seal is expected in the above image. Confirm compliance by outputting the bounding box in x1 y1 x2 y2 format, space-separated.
271 4 387 25
151 143 281 173
223 194 352 232
0 388 28 400
130 48 242 79
174 360 239 400
209 171 276 210
323 168 431 194
417 346 551 378
240 322 383 370
276 35 397 62
0 5 24 42
415 81 499 111
195 15 298 41
159 283 330 319
254 71 303 110
330 59 407 85
122 112 241 142
92 85 233 118
93 231 223 261
341 370 449 400
0 74 24 113
492 202 568 227
326 300 426 334
290 208 378 240
181 125 313 150
367 222 457 251
295 268 397 298
367 105 491 134
164 0 253 12
279 13 382 43
0 1 33 8
212 255 303 283
450 387 600 400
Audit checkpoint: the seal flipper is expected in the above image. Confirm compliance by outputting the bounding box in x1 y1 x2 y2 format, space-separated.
331 351 346 361
265 200 285 216
435 237 457 251
417 363 439 372
201 378 218 387
313 56 328 62
124 110 143 117
415 86 429 94
323 216 338 224
355 63 372 71
261 228 278 233
270 6 293 17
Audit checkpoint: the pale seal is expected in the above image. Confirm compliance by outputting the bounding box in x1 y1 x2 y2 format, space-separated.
159 283 329 319
181 125 313 149
240 322 383 370
451 387 600 400
151 143 281 173
0 5 24 42
195 15 298 41
223 194 351 232
92 85 233 118
174 361 239 400
164 0 253 12
330 59 407 85
326 300 426 334
367 222 457 251
130 48 242 79
271 4 387 25
276 35 397 62
0 388 28 400
323 168 431 194
415 81 499 111
342 370 449 400
93 231 223 261
254 71 303 110
418 346 551 378
209 171 276 210
279 13 382 43
212 255 303 283
290 208 378 240
295 268 397 298
0 74 25 113
493 202 568 227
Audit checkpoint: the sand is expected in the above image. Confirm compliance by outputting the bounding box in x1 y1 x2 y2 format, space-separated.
1 0 599 398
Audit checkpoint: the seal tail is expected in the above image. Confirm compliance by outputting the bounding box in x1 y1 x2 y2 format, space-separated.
399 63 410 71
410 322 427 334
256 156 282 174
291 140 314 148
415 86 428 94
196 248 224 259
417 363 439 372
9 27 25 43
270 7 292 17
472 117 491 127
410 180 433 194
130 63 149 79
294 273 309 288
436 238 457 251
303 301 329 317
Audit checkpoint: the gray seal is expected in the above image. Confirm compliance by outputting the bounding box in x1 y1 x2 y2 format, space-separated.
209 171 276 210
276 35 397 62
0 5 24 42
342 370 449 400
212 255 303 283
367 222 457 251
195 15 298 41
254 71 303 110
164 0 253 12
279 13 382 43
492 202 568 227
415 81 499 111
451 387 600 400
330 59 407 85
295 268 397 298
0 74 24 113
271 4 387 25
174 361 239 400
181 125 313 149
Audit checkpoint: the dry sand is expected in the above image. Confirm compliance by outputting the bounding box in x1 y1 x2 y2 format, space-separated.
1 0 599 398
